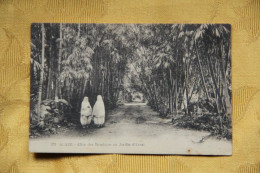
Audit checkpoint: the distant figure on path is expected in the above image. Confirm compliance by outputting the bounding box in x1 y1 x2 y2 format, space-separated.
80 97 92 128
92 95 105 127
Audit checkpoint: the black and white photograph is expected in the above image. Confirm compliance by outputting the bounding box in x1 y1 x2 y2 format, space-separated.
30 23 232 155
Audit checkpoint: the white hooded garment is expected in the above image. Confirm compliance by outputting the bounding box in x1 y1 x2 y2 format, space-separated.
92 95 105 125
80 97 93 126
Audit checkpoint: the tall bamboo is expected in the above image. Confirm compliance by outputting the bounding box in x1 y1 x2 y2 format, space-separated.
37 23 45 115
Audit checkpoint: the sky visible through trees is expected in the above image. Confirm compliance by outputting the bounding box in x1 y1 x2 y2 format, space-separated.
30 23 231 139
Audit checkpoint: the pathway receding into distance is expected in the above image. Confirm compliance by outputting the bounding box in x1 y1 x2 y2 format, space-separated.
31 103 232 154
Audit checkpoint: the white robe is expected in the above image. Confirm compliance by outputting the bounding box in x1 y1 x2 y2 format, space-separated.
80 97 93 126
92 95 105 126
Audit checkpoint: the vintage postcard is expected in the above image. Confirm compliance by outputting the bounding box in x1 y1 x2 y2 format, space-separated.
30 23 232 155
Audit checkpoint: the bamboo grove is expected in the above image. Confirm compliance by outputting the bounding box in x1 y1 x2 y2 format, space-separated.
31 24 231 138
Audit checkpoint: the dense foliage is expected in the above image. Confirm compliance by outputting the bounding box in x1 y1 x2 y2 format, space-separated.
30 24 231 139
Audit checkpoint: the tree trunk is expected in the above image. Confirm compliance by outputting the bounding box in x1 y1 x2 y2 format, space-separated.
184 57 190 116
78 24 81 38
47 50 52 99
207 55 224 111
188 77 198 103
47 27 53 99
82 80 87 97
220 42 231 116
153 81 159 110
37 23 45 115
168 68 174 113
175 78 178 117
175 42 179 118
207 54 224 134
55 23 62 99
195 40 210 101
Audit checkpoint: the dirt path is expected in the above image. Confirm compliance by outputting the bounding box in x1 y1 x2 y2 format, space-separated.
74 103 174 138
30 103 232 155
